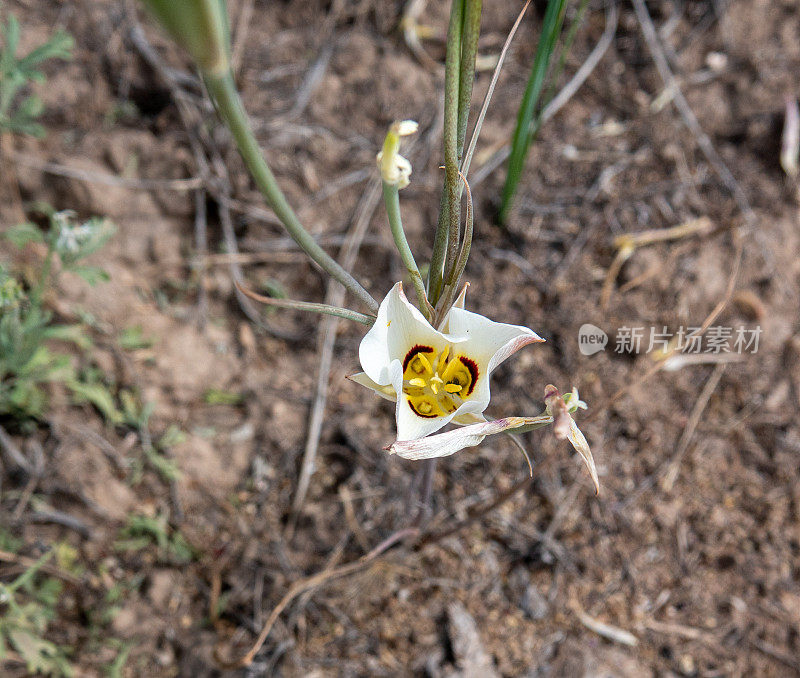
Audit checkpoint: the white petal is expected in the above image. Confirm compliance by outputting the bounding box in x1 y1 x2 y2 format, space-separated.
445 307 544 411
435 283 470 336
396 395 489 441
387 416 531 460
567 418 600 494
346 372 397 402
389 283 451 366
360 282 448 385
395 398 452 441
447 308 544 373
390 359 458 440
452 282 469 310
452 410 484 426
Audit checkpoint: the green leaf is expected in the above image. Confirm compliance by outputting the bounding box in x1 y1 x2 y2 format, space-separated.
3 16 21 64
17 31 73 70
118 390 154 429
8 628 73 677
118 325 155 351
3 222 44 248
67 381 124 425
6 117 46 137
158 424 186 449
69 265 110 286
203 388 243 406
500 0 569 223
16 93 44 119
104 641 134 678
143 445 181 482
168 531 196 563
42 324 93 350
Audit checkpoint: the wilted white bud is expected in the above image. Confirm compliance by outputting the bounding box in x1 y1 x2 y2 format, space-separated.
394 120 419 136
377 120 419 189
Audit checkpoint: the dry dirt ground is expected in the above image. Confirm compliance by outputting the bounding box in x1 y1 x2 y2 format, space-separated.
1 0 800 676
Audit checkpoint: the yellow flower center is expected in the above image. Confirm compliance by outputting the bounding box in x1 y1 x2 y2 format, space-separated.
402 345 478 418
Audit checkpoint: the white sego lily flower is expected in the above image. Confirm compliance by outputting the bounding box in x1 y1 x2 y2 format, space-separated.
349 282 544 442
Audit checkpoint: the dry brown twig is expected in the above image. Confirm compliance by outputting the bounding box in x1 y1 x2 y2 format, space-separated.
8 151 204 192
573 602 638 647
629 0 754 228
213 528 418 669
587 239 743 423
286 178 383 536
600 216 714 308
0 425 35 474
0 549 82 586
229 0 255 78
401 0 442 70
661 362 725 492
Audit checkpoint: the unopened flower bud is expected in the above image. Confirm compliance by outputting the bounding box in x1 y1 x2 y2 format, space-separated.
376 120 418 189
140 0 230 75
544 384 570 440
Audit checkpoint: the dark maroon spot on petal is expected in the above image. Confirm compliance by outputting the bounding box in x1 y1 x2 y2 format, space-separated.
458 356 479 396
403 345 434 371
407 399 439 418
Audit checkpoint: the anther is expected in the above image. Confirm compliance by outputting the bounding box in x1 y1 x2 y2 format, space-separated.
444 383 462 393
438 345 450 370
416 353 432 372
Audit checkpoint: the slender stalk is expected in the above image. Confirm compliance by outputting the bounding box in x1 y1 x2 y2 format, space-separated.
235 282 375 325
202 71 378 314
444 170 473 288
462 0 531 181
456 0 482 162
427 188 449 305
529 0 590 144
428 0 464 307
443 0 464 292
500 0 568 224
382 182 431 319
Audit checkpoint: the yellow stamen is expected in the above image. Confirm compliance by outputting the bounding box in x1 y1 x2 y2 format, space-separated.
437 345 450 371
402 346 476 419
415 353 432 373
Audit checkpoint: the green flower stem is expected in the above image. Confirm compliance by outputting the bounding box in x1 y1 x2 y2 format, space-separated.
428 0 465 307
236 281 375 325
202 71 378 314
456 0 482 161
427 189 449 306
141 0 230 75
381 181 430 319
443 0 464 292
445 170 473 289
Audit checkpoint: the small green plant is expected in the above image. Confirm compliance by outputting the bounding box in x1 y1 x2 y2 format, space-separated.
114 512 195 564
0 550 74 677
0 14 73 136
0 211 115 420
